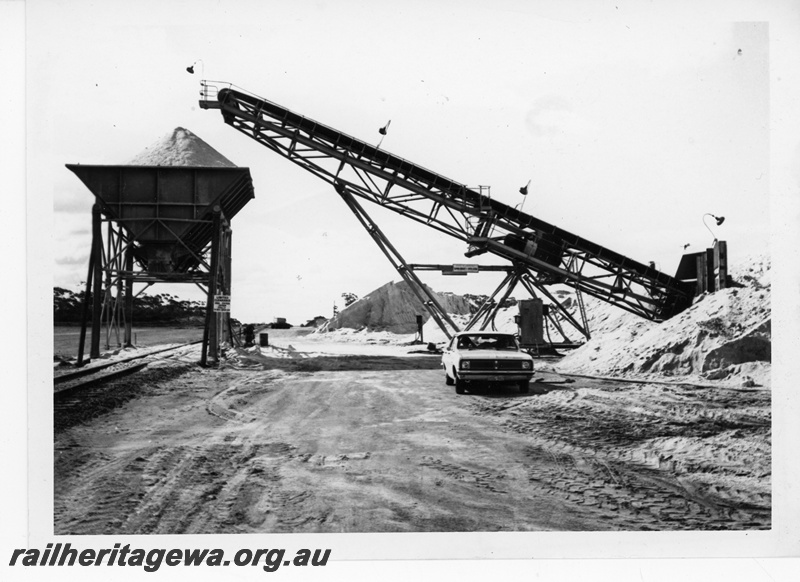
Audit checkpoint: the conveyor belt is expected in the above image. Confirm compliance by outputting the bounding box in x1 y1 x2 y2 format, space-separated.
202 83 694 321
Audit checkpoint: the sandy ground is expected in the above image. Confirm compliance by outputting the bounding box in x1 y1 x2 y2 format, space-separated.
54 330 770 534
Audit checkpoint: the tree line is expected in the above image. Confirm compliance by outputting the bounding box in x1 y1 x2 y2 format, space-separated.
54 287 206 325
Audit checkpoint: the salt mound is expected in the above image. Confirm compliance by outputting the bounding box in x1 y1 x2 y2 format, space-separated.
556 255 771 386
325 280 472 334
127 127 237 167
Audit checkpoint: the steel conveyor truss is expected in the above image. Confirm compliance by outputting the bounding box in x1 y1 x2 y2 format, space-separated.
200 82 694 340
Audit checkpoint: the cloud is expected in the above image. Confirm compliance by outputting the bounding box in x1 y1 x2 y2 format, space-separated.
525 96 591 138
54 197 92 213
55 254 89 266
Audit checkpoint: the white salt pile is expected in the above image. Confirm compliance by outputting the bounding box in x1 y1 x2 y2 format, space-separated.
127 127 236 167
555 254 771 386
324 280 472 334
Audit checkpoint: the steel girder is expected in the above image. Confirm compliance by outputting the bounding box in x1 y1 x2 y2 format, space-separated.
335 187 461 339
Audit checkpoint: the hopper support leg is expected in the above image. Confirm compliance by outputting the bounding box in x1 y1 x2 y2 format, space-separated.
201 208 223 367
201 208 229 367
77 252 95 366
223 228 233 345
90 204 103 359
124 243 134 347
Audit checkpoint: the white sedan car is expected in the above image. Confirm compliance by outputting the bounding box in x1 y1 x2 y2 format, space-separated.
441 331 534 394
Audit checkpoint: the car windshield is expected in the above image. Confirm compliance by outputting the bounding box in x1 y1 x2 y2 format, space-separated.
456 334 518 351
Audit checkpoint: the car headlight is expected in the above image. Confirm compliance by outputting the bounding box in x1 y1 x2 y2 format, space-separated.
521 361 531 370
460 360 471 370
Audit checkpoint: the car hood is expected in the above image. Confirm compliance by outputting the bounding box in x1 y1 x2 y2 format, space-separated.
456 350 531 360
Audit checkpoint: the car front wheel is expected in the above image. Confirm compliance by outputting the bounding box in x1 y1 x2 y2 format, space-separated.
455 378 466 395
445 371 454 385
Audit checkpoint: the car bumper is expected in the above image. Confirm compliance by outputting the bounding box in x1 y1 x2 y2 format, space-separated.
456 371 534 383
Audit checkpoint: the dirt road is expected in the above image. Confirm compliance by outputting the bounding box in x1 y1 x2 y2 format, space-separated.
54 347 770 534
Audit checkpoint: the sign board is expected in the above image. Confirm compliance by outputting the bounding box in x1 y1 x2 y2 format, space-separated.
451 264 478 273
213 294 231 312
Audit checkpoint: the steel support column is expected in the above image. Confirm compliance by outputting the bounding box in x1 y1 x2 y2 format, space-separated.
224 227 233 344
77 251 95 366
90 204 103 359
464 271 516 332
335 185 460 340
201 206 222 367
124 243 134 347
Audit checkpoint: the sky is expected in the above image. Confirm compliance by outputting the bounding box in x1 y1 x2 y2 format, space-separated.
10 0 800 566
30 0 779 325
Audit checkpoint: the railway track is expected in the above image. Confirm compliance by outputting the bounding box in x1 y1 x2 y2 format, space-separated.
54 343 201 433
53 340 202 392
54 342 201 394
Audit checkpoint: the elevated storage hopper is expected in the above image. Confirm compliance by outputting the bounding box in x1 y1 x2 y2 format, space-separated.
66 128 255 274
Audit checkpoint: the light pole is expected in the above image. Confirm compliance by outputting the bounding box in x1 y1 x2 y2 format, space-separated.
186 60 208 102
186 59 204 77
703 213 725 244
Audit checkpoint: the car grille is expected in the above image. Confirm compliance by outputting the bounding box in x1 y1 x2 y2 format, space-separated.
468 360 526 371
